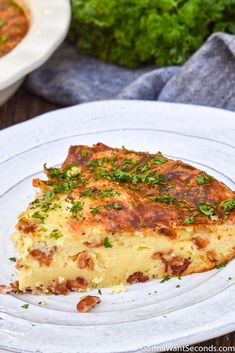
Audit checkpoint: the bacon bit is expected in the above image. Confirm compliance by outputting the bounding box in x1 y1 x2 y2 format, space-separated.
151 251 162 259
159 227 177 238
84 240 103 248
127 271 149 284
48 279 68 295
0 285 12 294
66 194 75 201
207 250 217 262
30 247 57 267
15 260 23 270
32 178 53 190
66 277 88 291
77 295 101 313
11 281 20 292
158 249 174 271
193 236 209 249
17 218 38 234
0 281 22 294
170 257 191 275
153 250 191 275
77 251 94 270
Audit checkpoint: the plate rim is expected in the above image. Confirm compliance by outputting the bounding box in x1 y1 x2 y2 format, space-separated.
1 100 235 132
0 100 235 352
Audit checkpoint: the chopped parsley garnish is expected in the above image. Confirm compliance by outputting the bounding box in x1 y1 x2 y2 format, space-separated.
137 163 149 172
150 196 176 204
47 164 80 192
81 150 88 158
112 168 129 182
197 174 212 185
40 202 51 212
184 215 196 225
220 198 235 214
123 158 137 165
53 180 78 193
166 183 174 190
70 201 84 214
90 206 100 214
216 262 228 269
198 204 218 221
92 162 164 185
95 168 108 179
47 167 63 179
97 157 109 167
22 304 29 309
160 275 171 283
98 188 121 199
98 289 102 295
176 284 180 288
178 200 186 209
9 257 16 262
33 190 59 212
44 190 56 202
49 229 63 240
113 202 122 210
47 163 79 179
88 158 109 169
143 173 164 185
81 188 94 197
32 212 46 222
152 156 168 165
104 237 113 248
87 159 97 168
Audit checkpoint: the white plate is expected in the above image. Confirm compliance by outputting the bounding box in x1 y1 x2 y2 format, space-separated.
0 101 235 353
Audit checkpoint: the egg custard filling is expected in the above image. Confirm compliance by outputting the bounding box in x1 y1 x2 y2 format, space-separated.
12 143 235 294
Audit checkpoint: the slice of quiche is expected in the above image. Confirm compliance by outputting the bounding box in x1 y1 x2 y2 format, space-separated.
12 143 235 294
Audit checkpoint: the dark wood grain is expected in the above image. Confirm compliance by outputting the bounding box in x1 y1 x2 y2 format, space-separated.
0 87 234 350
0 87 59 130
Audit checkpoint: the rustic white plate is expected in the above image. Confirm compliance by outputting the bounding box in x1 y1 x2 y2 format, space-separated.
0 101 235 353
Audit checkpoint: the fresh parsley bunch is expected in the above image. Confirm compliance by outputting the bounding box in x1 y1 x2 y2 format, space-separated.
70 0 235 68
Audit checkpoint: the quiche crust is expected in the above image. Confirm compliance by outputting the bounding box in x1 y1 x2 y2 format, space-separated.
12 143 235 294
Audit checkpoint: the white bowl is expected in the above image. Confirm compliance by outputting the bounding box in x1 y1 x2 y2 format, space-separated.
0 0 71 106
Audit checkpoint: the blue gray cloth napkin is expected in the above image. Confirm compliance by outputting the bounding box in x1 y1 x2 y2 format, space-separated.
27 32 235 111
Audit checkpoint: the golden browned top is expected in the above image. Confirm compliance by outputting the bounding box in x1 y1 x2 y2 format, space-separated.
0 0 29 58
32 143 235 237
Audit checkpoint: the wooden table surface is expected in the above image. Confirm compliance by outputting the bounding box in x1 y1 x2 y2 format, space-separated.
0 86 234 351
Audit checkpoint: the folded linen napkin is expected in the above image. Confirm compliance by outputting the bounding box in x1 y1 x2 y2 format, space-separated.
27 32 235 112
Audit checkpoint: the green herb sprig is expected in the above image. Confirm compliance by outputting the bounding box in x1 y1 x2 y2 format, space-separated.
70 0 235 68
104 237 113 248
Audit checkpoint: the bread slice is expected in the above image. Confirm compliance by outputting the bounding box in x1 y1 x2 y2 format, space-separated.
12 143 235 294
